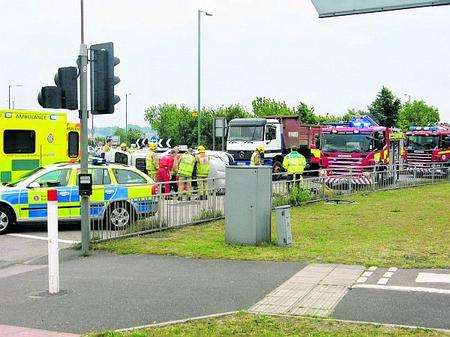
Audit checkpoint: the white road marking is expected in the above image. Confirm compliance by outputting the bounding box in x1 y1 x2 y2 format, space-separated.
7 233 79 244
388 267 398 272
353 284 450 295
357 277 368 283
416 272 450 284
0 265 46 279
383 272 394 278
362 271 373 277
377 277 389 285
368 266 377 271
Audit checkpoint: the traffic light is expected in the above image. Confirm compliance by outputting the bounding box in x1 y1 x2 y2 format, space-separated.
38 66 78 110
38 86 62 109
90 42 120 114
54 66 78 110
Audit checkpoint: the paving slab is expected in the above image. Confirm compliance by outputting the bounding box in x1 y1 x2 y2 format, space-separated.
0 325 79 337
250 263 364 317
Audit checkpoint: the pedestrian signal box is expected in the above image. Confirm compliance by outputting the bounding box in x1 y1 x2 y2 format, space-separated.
78 174 93 196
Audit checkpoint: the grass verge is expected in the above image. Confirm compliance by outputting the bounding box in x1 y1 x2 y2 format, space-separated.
95 184 450 268
87 312 448 337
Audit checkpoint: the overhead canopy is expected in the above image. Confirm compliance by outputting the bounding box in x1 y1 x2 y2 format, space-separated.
310 0 450 18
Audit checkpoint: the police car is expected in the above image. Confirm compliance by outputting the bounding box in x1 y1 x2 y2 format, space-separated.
0 162 158 234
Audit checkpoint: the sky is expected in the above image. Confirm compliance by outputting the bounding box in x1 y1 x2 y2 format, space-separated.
1 0 449 129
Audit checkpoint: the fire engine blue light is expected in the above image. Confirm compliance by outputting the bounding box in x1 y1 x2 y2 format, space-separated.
348 116 378 128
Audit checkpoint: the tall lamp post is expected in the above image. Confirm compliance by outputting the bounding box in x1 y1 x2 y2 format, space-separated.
125 92 131 138
8 84 23 109
197 10 213 146
404 93 411 104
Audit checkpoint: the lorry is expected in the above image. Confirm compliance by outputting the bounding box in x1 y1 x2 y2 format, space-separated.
0 109 80 184
226 116 322 173
319 116 403 185
405 125 450 173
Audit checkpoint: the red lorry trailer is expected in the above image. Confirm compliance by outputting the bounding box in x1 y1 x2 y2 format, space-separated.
405 125 450 173
319 116 399 185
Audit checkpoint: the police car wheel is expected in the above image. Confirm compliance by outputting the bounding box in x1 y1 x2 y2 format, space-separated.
108 203 135 230
0 206 14 234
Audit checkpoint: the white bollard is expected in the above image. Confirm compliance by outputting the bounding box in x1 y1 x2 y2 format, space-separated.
47 189 59 294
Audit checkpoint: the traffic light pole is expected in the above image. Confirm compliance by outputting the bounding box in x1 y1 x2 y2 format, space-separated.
79 0 90 255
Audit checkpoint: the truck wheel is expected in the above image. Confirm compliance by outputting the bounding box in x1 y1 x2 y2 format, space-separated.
0 206 14 234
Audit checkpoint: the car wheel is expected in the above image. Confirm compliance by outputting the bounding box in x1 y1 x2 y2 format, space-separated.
0 206 14 234
106 202 135 230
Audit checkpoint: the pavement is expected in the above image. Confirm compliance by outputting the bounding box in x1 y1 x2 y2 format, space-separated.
0 251 304 335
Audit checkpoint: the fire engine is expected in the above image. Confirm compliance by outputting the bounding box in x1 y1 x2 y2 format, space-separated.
405 125 450 173
319 116 403 185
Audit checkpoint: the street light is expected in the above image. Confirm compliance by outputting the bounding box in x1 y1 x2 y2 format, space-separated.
8 84 23 109
125 92 131 137
197 10 213 146
404 93 411 104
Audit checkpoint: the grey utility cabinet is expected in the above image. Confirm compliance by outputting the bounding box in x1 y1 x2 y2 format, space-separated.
275 205 292 247
225 166 272 245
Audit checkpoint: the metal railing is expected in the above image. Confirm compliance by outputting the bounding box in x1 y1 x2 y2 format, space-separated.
91 164 448 242
90 177 225 242
272 164 449 207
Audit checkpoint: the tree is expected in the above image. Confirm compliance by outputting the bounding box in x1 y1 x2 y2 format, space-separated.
112 127 142 145
145 103 251 149
113 128 127 144
397 100 440 131
342 108 366 122
368 86 402 127
295 102 317 124
252 97 294 117
145 103 197 148
126 128 143 145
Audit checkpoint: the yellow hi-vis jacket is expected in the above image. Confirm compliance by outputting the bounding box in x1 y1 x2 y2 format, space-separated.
177 153 195 177
250 151 262 166
282 151 306 174
195 154 210 177
146 150 159 174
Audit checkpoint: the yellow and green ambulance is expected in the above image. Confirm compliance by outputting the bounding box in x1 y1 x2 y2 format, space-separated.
0 109 80 184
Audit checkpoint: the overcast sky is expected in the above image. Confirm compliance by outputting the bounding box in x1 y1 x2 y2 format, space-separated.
1 0 449 128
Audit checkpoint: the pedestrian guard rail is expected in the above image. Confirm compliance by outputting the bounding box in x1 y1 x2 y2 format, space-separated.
90 164 449 242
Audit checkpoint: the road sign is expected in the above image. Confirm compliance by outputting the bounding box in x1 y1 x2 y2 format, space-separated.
158 138 172 148
214 117 227 138
310 0 450 17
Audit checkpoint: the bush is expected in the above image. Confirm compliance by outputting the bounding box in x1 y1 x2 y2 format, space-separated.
288 186 312 206
272 186 312 207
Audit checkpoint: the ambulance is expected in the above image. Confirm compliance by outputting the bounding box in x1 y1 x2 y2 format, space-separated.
0 109 80 184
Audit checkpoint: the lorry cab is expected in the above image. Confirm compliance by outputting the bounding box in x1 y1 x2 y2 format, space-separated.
226 117 321 173
227 118 282 166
